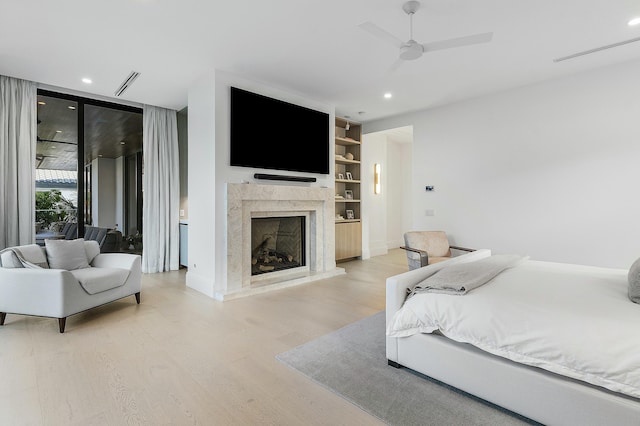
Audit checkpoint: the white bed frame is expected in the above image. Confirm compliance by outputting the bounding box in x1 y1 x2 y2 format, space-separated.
386 249 640 426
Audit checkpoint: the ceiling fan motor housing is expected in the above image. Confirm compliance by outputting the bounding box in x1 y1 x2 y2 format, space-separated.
400 41 423 60
403 1 421 15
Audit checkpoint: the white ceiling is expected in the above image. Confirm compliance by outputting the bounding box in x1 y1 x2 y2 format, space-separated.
3 0 640 122
371 126 414 144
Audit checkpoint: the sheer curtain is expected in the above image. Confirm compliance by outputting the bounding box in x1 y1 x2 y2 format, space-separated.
142 105 180 273
0 75 36 249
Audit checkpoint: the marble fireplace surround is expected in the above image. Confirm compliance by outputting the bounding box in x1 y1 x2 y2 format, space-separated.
225 183 343 300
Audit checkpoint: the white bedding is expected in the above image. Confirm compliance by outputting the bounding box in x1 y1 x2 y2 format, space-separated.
387 259 640 399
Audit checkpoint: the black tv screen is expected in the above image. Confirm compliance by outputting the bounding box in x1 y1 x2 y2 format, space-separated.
230 87 330 175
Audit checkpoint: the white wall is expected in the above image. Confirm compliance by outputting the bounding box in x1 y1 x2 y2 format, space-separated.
365 58 640 269
186 69 335 298
91 157 117 228
186 70 217 297
387 139 412 248
361 132 387 258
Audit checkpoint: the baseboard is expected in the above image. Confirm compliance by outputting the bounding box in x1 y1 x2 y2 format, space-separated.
369 242 388 258
185 270 215 298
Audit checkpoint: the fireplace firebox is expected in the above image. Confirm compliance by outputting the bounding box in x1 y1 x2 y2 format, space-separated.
251 216 305 276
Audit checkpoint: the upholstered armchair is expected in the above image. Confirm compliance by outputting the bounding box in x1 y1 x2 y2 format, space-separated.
401 231 475 270
0 239 141 332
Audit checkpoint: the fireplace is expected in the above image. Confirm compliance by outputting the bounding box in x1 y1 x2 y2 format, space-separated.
224 183 344 301
251 216 305 275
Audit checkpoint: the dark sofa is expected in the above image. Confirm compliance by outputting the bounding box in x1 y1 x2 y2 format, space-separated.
83 226 122 253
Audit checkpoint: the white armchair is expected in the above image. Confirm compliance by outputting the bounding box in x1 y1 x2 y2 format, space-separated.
0 240 141 333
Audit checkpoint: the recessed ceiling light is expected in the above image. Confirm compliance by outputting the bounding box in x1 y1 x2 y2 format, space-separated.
82 78 92 84
56 130 62 133
37 101 46 105
68 106 76 110
629 17 640 26
384 93 392 99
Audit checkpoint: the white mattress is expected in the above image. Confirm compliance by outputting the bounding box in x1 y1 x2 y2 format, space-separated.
387 259 640 399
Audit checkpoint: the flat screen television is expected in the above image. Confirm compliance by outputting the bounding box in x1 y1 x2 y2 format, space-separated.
230 86 330 175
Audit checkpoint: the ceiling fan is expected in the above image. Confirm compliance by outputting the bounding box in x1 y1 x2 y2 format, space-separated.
359 1 493 68
37 136 76 145
36 119 76 145
35 153 56 167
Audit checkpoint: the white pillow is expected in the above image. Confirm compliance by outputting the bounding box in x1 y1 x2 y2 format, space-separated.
45 238 90 270
84 240 101 264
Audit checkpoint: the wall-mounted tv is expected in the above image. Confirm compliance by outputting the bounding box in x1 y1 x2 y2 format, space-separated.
230 86 330 175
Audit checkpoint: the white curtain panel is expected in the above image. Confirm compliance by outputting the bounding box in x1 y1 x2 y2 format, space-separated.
142 105 180 273
0 75 36 249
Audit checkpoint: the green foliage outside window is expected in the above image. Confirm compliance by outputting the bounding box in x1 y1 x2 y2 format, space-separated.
35 189 77 229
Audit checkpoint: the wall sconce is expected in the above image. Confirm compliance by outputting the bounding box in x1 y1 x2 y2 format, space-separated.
374 163 381 194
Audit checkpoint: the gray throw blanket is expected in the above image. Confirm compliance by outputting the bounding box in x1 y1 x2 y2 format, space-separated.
0 245 49 269
408 254 526 298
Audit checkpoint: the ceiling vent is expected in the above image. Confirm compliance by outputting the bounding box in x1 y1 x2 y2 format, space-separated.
114 71 140 97
554 36 640 62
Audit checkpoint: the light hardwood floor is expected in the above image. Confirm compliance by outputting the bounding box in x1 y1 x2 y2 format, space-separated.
0 249 409 425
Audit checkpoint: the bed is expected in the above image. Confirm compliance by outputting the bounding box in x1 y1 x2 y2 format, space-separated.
385 249 640 425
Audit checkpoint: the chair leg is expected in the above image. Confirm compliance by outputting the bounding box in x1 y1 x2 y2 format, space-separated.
58 318 66 333
0 312 6 325
135 292 141 304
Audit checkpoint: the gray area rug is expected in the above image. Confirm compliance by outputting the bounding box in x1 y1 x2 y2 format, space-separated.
276 311 538 426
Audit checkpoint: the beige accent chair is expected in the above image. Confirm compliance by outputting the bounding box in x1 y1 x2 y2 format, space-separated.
401 231 475 270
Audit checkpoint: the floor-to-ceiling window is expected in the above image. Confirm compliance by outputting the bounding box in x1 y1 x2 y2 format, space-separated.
35 95 79 236
35 90 143 248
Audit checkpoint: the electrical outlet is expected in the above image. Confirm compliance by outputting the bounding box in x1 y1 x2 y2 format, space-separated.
179 209 185 217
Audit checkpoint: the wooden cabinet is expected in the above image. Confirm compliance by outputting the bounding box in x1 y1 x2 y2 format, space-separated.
335 222 362 261
335 117 362 261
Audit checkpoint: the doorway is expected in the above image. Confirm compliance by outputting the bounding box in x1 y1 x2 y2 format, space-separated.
361 125 413 255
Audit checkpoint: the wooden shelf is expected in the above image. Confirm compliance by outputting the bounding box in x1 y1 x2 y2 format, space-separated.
335 157 360 165
335 117 362 261
335 136 361 146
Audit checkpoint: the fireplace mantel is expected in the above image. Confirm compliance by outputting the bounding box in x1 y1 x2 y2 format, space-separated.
222 183 343 300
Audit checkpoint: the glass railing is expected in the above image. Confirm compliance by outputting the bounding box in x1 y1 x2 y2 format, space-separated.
35 209 78 232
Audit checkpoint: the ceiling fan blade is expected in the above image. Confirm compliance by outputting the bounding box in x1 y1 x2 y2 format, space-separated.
422 32 493 53
387 58 404 74
358 21 404 49
37 137 77 145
